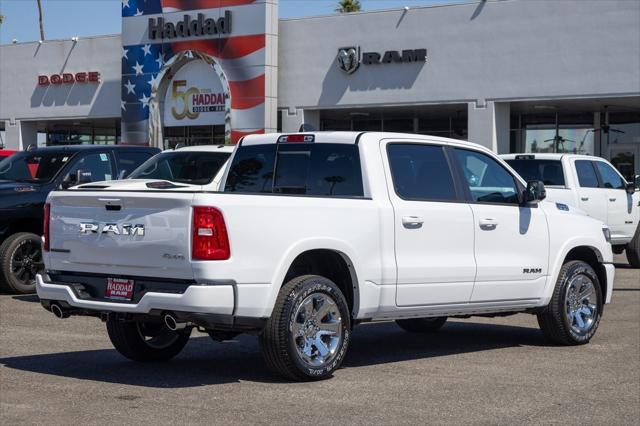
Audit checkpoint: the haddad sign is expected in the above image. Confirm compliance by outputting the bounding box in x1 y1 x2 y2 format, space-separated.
148 12 232 40
337 46 427 74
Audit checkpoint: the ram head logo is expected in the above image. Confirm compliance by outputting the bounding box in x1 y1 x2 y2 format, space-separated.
337 46 360 74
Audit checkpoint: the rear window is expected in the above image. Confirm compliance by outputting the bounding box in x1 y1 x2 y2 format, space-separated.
129 151 231 185
225 143 364 197
505 159 565 186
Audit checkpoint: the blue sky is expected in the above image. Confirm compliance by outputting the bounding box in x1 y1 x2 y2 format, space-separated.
0 0 462 44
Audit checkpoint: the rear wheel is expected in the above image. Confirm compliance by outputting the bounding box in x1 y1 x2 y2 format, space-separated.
106 319 191 362
626 226 640 268
537 260 602 345
0 232 43 294
259 275 351 381
396 317 447 333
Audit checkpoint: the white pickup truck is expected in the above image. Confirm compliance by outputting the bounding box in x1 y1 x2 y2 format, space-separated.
38 132 614 381
502 154 640 267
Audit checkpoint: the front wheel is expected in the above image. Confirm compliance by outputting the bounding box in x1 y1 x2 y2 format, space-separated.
537 260 602 345
259 275 351 381
0 232 44 294
106 319 191 362
626 226 640 268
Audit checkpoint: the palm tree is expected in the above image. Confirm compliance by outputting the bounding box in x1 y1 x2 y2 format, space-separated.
335 0 362 13
36 0 45 40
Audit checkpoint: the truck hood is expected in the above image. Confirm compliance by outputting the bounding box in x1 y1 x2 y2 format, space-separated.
72 179 200 192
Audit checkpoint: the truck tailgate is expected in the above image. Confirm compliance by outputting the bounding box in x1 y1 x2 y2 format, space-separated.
46 190 195 279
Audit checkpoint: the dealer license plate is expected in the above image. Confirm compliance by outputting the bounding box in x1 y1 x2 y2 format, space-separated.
105 278 135 301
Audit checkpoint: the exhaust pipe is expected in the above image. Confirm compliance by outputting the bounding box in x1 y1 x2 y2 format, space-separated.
164 313 187 331
50 303 70 319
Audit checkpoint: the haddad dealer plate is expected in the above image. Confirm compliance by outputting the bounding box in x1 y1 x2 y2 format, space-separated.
105 278 135 301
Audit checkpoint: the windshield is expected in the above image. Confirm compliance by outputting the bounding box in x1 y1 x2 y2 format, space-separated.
0 151 74 183
128 151 231 185
505 159 566 186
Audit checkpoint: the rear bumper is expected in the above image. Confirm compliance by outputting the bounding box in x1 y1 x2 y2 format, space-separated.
36 273 234 315
604 263 615 304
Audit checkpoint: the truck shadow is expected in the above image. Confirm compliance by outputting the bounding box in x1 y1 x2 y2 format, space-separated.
0 321 548 387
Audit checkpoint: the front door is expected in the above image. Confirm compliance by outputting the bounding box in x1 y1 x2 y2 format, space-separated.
609 144 640 183
451 148 550 302
383 142 476 307
573 159 608 224
593 159 636 241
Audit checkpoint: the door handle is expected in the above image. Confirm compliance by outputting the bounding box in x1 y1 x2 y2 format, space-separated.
609 198 616 202
479 218 498 230
402 216 424 227
581 197 589 201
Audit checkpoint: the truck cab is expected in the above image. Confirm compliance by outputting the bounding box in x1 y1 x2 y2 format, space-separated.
502 153 640 266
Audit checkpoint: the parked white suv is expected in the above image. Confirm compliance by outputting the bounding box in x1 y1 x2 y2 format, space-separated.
502 153 640 266
38 132 614 381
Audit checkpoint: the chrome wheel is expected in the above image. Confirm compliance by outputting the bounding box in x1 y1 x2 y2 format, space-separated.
291 292 343 367
565 274 598 335
135 322 181 349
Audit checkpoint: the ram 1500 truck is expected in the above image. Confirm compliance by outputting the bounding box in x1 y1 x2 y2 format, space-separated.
38 132 615 381
502 153 640 267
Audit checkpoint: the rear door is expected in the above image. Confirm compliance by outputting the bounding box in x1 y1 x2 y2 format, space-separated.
383 142 476 306
452 148 549 301
46 191 195 279
573 159 608 223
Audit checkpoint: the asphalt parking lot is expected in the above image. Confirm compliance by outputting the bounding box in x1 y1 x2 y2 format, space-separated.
1 255 638 425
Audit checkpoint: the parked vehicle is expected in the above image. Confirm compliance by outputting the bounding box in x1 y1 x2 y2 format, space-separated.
0 149 17 160
502 154 640 267
0 145 159 293
38 132 614 381
127 144 233 189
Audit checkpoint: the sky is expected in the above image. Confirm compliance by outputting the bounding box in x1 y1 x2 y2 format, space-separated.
0 0 463 44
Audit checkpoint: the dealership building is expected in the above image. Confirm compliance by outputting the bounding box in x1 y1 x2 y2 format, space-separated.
1 0 639 179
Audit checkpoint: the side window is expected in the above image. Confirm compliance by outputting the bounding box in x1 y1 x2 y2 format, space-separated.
594 161 626 189
574 160 599 188
116 151 155 178
67 152 114 182
453 149 519 204
225 144 277 193
387 144 457 201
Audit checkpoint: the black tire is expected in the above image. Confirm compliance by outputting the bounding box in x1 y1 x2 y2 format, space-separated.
106 318 191 362
626 226 640 268
0 232 43 294
259 275 351 381
537 260 603 345
612 245 625 255
396 317 447 333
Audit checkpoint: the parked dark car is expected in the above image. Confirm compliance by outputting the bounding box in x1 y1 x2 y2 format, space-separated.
0 145 159 293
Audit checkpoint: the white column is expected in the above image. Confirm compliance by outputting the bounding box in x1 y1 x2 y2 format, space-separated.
4 120 37 150
467 101 511 153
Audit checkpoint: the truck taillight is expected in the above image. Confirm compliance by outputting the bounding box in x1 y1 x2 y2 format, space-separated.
192 206 230 260
43 203 50 252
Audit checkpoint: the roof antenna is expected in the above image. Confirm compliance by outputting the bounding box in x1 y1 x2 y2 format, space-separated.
299 123 316 132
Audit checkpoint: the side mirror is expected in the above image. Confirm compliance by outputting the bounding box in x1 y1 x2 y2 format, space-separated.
524 180 546 204
75 169 92 185
60 170 92 189
625 182 636 195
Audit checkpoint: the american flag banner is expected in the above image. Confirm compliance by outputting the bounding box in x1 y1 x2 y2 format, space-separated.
121 0 277 146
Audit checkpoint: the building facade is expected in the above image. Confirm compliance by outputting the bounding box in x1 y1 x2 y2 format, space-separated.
1 0 639 178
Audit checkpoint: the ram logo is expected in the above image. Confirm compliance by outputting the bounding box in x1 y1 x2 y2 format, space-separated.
79 223 145 236
523 268 542 274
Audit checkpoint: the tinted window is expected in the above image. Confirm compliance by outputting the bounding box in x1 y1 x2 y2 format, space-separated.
454 149 519 204
67 152 114 182
387 144 456 201
225 143 363 197
575 160 599 188
0 151 74 183
505 159 565 186
224 144 277 193
129 151 231 185
116 151 156 178
594 161 626 189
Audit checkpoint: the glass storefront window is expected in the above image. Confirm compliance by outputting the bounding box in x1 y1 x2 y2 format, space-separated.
524 126 594 155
